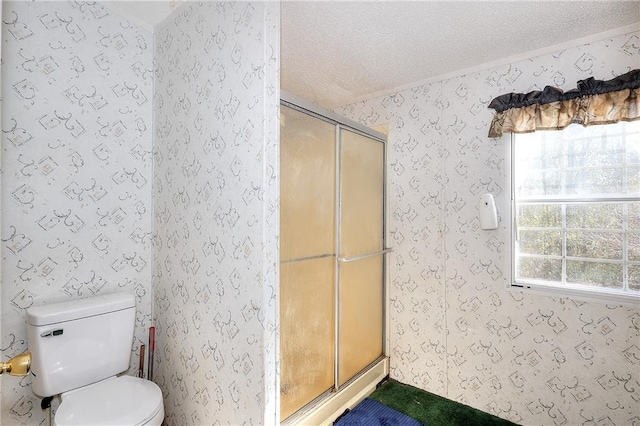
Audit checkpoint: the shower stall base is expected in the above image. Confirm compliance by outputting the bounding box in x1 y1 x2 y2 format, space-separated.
282 357 389 426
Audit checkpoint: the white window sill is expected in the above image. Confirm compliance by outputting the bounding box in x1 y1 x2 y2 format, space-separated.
508 281 640 308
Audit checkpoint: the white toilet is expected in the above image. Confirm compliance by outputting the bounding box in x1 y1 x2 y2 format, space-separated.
25 293 164 426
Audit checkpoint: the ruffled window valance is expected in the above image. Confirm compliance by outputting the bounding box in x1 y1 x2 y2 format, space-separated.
488 69 640 138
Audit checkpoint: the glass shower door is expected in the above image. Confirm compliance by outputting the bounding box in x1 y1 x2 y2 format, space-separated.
338 129 385 385
280 101 387 422
280 106 336 420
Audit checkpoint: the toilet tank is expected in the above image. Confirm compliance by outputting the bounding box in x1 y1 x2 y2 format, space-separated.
25 293 136 397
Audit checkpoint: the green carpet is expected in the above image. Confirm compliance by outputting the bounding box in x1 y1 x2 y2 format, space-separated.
369 380 519 426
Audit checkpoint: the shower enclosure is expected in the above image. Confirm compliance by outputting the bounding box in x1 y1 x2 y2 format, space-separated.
279 93 389 423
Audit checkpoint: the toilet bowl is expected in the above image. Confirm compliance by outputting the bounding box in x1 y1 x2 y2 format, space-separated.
54 376 163 426
25 293 164 426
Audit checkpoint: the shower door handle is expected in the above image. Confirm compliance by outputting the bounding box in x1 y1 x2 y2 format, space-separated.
337 248 392 263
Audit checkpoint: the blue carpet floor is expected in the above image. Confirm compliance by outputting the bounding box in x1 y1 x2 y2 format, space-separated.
334 398 425 426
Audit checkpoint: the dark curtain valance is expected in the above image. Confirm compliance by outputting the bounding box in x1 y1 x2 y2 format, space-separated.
488 69 640 138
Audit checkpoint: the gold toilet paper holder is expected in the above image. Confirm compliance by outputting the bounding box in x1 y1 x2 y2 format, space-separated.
0 352 31 376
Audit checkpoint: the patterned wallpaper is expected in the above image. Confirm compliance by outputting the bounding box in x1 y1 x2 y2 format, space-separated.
152 2 280 424
1 4 4 421
1 1 153 424
338 31 640 425
2 1 636 425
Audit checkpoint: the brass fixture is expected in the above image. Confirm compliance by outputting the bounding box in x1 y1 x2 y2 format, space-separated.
0 352 31 376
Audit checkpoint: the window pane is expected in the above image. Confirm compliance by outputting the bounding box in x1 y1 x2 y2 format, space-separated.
629 233 640 262
518 204 561 227
566 261 623 288
518 133 564 169
629 265 640 291
514 132 564 197
565 134 623 167
519 230 561 256
627 127 640 164
629 166 640 194
566 203 623 229
517 171 562 197
517 257 561 281
566 231 622 260
565 167 624 195
630 204 640 231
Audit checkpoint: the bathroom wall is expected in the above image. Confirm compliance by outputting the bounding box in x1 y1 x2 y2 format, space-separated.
1 1 153 424
1 4 4 422
152 2 280 424
338 30 640 425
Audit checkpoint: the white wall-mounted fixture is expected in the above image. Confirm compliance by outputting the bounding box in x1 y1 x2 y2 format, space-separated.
478 194 498 230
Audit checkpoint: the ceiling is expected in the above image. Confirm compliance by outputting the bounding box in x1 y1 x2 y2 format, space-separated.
282 1 639 107
105 1 640 107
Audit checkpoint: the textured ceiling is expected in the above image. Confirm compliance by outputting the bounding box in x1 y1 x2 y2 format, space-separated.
104 1 640 107
281 1 640 107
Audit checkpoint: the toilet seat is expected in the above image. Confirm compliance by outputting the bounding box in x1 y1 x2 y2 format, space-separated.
55 375 163 426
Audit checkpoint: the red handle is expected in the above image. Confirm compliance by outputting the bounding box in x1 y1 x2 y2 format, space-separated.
149 326 155 351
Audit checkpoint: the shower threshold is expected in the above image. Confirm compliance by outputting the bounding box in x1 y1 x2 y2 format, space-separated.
282 356 389 426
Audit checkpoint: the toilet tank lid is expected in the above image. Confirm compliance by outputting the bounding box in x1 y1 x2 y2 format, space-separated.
26 293 135 326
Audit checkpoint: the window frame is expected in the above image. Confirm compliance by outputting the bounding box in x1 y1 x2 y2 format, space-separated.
508 123 640 306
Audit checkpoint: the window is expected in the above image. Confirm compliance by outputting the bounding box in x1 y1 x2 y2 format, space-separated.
511 120 640 302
